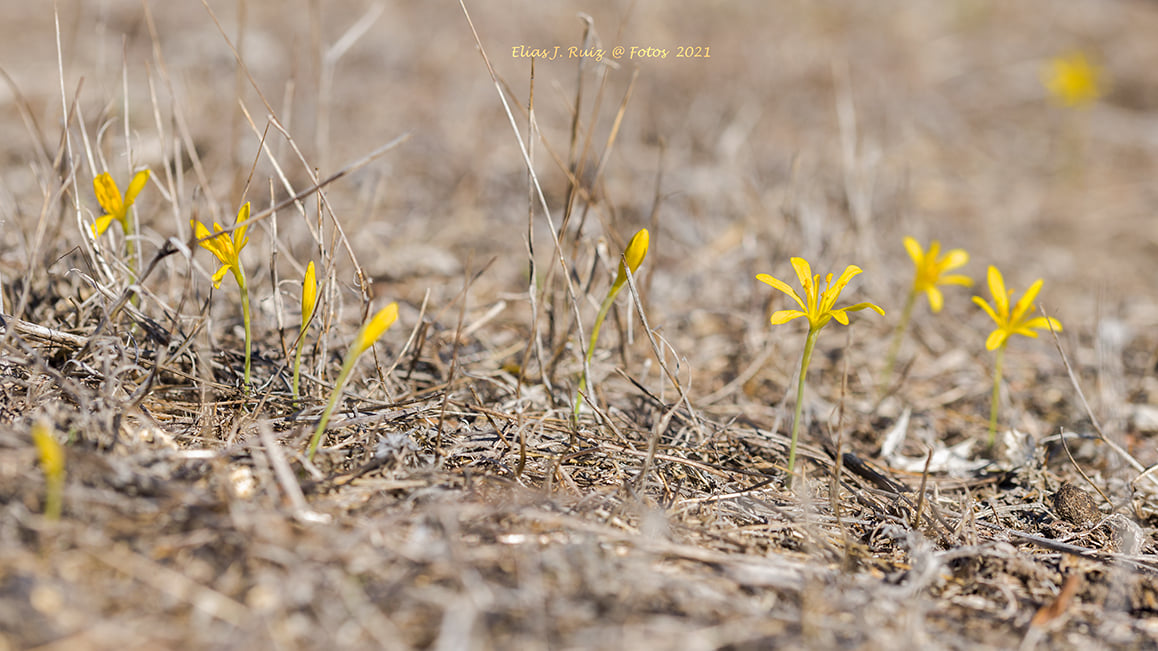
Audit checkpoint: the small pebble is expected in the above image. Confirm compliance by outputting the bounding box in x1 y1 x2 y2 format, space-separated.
1052 482 1100 527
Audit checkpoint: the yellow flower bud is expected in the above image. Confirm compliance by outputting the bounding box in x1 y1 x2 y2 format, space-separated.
613 228 649 290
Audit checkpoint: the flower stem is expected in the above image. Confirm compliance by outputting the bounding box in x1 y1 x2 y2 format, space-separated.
883 288 917 389
292 331 306 401
988 343 1006 447
308 349 358 460
574 285 622 421
787 326 820 484
238 271 252 389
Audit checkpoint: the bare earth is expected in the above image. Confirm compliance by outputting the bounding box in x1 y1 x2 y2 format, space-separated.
3 1 1158 649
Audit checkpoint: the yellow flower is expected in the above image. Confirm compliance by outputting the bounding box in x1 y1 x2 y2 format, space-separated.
92 169 150 236
308 302 400 459
972 266 1062 351
354 303 399 356
301 261 318 333
192 202 254 387
612 228 649 292
1043 52 1102 108
32 421 65 520
191 202 251 289
756 256 882 484
903 237 972 313
758 257 885 329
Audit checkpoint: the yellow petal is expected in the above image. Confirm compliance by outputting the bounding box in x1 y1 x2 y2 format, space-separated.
903 236 923 266
124 169 150 205
756 273 805 310
985 329 1008 351
210 265 230 289
32 421 65 480
355 303 399 355
790 257 814 305
234 203 251 252
1022 316 1062 334
842 302 885 316
940 274 973 287
830 309 850 325
1010 279 1044 324
926 287 944 313
302 261 318 330
93 172 123 216
972 295 1000 324
769 310 806 325
820 264 862 313
940 249 969 273
987 266 1008 318
92 213 116 236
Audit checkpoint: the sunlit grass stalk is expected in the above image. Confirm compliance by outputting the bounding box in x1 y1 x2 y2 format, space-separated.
308 303 398 460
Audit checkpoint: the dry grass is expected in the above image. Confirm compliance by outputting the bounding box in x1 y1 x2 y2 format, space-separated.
3 0 1158 649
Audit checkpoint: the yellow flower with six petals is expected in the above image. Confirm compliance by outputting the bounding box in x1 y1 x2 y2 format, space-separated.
757 257 884 329
757 257 883 483
973 265 1062 445
903 237 972 313
973 266 1062 351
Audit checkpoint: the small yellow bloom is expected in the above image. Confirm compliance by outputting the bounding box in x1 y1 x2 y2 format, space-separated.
92 169 150 236
758 257 884 329
1043 52 1102 108
973 266 1062 351
354 303 399 356
612 229 649 292
301 261 318 332
903 237 972 313
32 421 65 520
191 202 251 289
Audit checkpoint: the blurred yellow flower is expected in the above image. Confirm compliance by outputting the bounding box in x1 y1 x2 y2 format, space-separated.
904 237 972 313
973 265 1062 445
1043 52 1102 108
973 266 1062 351
32 421 65 520
92 169 150 236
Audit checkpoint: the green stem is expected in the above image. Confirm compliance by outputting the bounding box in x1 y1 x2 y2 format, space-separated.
308 349 358 460
574 284 622 420
787 326 820 484
883 288 917 389
292 329 306 401
988 343 1006 447
238 269 252 389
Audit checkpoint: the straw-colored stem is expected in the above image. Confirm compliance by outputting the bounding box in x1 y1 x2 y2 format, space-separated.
308 348 358 460
883 288 917 387
787 326 820 484
988 343 1006 447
